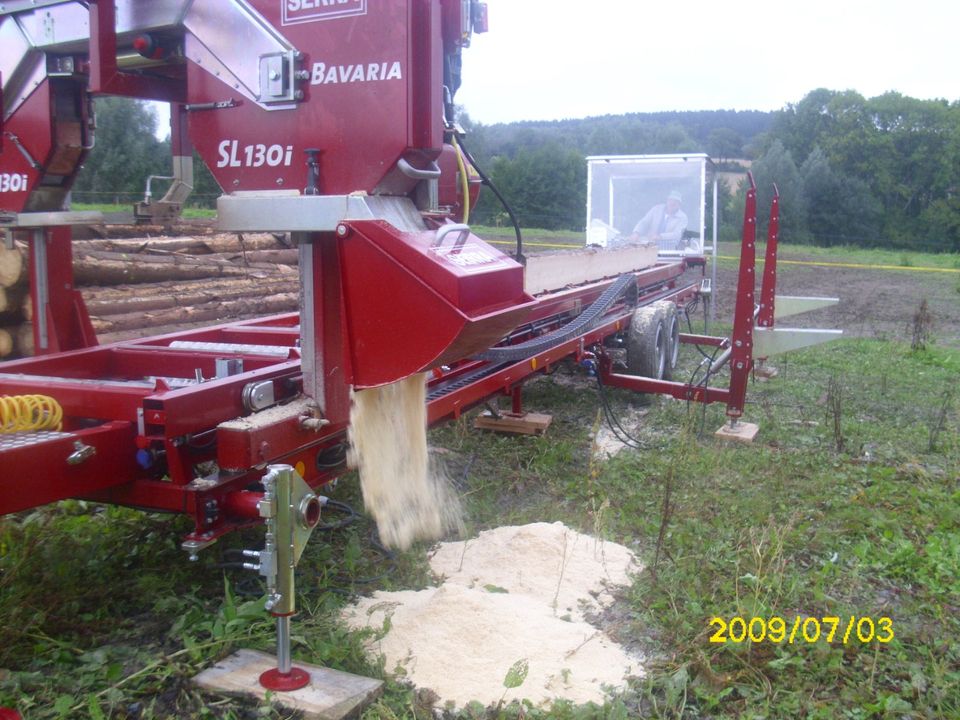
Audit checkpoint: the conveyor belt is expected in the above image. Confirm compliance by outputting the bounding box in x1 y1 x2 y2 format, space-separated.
475 274 640 362
428 277 694 402
427 362 512 402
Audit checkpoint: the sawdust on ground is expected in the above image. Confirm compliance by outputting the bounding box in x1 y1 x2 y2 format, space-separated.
344 522 643 710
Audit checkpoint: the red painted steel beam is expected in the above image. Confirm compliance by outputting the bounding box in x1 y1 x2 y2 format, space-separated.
679 333 728 348
725 174 758 419
602 371 730 405
0 421 138 514
143 360 301 436
757 186 781 329
0 375 152 424
217 412 345 472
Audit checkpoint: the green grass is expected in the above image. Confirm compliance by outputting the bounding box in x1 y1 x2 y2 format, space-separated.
2 336 957 719
717 240 960 271
471 225 584 243
71 202 217 220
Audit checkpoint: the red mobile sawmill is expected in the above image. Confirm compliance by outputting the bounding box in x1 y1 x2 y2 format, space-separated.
0 0 838 699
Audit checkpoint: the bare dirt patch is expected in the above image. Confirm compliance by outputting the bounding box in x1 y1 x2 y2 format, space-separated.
714 255 960 347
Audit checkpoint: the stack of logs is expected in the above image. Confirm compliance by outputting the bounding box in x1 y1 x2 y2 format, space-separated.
0 242 30 358
0 230 300 359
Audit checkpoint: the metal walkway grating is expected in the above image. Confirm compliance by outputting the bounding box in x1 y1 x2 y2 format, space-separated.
0 430 74 452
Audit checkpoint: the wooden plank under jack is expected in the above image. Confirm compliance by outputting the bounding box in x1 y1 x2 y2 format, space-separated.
193 649 383 720
474 411 552 435
714 421 759 444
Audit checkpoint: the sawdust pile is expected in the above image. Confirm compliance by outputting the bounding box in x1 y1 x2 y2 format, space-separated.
345 522 643 709
348 373 463 550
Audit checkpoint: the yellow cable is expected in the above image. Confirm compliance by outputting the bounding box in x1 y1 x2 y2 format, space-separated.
716 255 960 273
0 395 64 433
451 135 470 224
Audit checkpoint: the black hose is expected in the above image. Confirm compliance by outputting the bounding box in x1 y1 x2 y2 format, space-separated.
595 372 648 451
456 137 524 263
314 498 358 532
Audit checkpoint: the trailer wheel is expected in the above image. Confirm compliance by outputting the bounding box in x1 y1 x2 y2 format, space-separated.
626 306 667 379
652 301 680 380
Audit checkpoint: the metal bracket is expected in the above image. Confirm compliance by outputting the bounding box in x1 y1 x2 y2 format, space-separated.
242 379 276 411
258 51 304 104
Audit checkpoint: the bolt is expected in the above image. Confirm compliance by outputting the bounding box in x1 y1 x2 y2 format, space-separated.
336 224 349 238
269 70 280 80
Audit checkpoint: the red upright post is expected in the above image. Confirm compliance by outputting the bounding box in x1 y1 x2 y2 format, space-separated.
29 227 97 354
725 175 758 420
757 185 781 329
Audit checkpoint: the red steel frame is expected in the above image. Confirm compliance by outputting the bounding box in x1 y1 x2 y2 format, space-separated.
0 2 783 554
0 180 778 552
599 173 774 422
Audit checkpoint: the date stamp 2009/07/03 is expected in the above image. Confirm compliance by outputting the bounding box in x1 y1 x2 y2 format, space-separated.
709 616 894 645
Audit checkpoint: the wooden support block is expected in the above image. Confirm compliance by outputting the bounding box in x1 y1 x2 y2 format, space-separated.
754 364 779 379
714 421 759 444
474 411 552 435
193 649 382 720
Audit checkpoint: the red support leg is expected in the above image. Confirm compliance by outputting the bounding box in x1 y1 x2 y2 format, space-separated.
757 185 781 329
29 226 97 354
510 385 523 414
725 174 758 420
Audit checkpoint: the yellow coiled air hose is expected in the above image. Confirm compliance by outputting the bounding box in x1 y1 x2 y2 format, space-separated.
451 134 470 224
0 395 64 433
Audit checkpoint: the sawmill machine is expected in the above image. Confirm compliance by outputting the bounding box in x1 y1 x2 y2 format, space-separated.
0 0 842 696
0 0 840 676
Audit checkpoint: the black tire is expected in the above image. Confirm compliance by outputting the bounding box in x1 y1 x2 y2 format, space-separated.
652 300 679 380
626 306 667 379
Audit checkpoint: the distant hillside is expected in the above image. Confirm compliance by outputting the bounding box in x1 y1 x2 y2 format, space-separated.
464 109 774 163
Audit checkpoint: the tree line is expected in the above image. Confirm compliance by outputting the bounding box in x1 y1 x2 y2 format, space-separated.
750 89 960 251
73 93 960 252
71 97 220 206
466 91 960 252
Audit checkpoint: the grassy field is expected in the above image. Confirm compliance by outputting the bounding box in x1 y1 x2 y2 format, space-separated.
71 202 216 220
0 241 958 718
64 210 960 271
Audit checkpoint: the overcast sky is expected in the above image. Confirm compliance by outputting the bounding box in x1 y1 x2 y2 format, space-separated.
454 0 960 124
152 1 957 136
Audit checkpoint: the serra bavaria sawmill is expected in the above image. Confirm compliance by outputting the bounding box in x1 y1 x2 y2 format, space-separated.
0 0 840 703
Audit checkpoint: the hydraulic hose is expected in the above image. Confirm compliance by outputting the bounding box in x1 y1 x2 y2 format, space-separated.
451 135 470 224
455 136 524 263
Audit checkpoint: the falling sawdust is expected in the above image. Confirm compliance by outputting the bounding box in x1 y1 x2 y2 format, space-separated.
344 522 644 710
348 374 463 550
